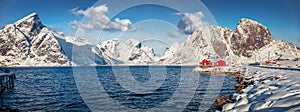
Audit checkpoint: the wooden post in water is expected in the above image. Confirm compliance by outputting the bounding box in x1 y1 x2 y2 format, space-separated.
0 73 16 94
0 76 2 92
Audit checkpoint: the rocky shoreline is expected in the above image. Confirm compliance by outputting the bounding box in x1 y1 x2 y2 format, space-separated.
212 67 254 111
193 66 249 111
194 64 300 111
211 65 300 112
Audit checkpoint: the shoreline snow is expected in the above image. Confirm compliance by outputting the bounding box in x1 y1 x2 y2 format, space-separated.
192 61 300 111
193 66 241 73
221 65 300 111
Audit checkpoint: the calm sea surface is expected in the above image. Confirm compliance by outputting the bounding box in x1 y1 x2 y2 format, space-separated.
0 66 236 111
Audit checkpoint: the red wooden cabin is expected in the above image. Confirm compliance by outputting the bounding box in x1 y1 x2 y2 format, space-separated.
216 60 227 66
202 59 212 67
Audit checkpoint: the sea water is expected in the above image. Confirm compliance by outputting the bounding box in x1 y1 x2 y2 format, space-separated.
0 66 236 111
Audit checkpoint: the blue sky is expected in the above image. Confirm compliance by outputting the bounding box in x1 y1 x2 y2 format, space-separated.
0 0 97 34
0 0 299 51
202 0 300 46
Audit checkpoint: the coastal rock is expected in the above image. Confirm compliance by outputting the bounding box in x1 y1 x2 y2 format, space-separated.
222 103 236 111
235 97 248 107
226 95 233 102
228 66 300 111
236 83 246 91
213 96 227 107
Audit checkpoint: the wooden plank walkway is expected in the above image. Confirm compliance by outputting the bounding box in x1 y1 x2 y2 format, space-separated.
0 73 16 93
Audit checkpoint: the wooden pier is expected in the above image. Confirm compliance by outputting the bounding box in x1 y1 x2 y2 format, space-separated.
0 73 16 93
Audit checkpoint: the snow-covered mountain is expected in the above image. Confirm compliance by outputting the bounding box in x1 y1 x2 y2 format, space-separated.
244 40 300 63
0 13 107 66
231 18 273 58
53 33 107 66
96 39 158 65
159 26 237 65
0 13 69 66
160 18 300 65
1 13 299 66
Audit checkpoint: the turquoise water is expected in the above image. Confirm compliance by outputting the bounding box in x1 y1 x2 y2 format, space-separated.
0 66 236 111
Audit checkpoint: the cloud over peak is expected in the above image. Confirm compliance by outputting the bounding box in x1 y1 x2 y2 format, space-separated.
177 11 208 34
69 4 138 32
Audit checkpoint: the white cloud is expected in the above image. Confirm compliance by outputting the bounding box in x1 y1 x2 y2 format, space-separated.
69 20 80 30
48 25 63 32
177 11 208 34
167 31 182 38
69 4 138 32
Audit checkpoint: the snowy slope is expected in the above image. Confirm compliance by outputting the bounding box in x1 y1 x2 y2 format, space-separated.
53 33 107 66
0 13 107 66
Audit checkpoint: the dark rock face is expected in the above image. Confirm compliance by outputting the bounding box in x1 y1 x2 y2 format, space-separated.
0 25 31 66
222 28 234 45
213 96 227 107
213 39 227 58
212 27 233 58
230 18 273 57
14 13 45 40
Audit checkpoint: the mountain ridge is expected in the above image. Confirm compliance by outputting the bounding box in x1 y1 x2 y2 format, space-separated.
0 13 299 66
159 18 299 65
0 13 107 66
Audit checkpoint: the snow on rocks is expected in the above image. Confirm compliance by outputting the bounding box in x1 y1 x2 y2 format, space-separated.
0 13 108 66
223 66 300 112
96 38 158 65
161 26 235 65
160 18 300 65
222 103 235 111
1 13 300 66
0 13 70 66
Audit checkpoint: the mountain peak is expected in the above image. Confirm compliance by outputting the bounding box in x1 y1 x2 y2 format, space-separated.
13 12 45 37
240 18 257 22
15 13 40 25
231 18 273 57
26 12 38 17
236 18 270 35
238 18 265 28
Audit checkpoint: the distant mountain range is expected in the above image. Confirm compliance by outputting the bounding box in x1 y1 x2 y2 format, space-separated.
0 13 299 66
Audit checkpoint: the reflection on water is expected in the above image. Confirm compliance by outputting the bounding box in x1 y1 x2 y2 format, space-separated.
0 66 236 111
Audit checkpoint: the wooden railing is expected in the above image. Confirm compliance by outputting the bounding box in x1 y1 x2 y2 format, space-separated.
0 73 16 93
